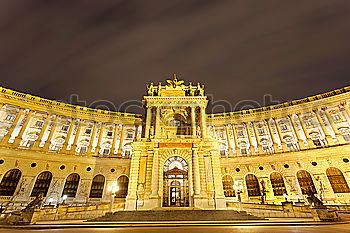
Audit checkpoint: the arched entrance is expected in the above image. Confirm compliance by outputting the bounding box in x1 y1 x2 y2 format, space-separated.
163 156 189 207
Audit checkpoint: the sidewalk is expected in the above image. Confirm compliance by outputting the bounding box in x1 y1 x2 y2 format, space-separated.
1 218 350 229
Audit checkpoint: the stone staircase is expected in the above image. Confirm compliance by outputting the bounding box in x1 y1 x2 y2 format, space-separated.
90 209 264 222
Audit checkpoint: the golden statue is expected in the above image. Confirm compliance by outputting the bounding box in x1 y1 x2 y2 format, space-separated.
166 74 184 88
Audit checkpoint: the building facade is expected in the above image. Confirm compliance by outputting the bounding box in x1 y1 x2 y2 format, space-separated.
0 77 350 212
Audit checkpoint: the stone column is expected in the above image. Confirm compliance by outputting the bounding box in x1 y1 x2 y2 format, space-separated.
60 119 76 153
71 120 83 153
87 122 98 154
94 123 104 155
314 110 336 145
210 150 226 209
144 107 152 139
274 119 289 152
117 125 125 155
0 104 5 120
41 115 59 151
340 104 350 126
155 107 160 138
225 125 233 156
125 150 141 210
32 113 53 150
192 149 201 195
151 149 159 198
0 108 25 145
191 106 196 137
200 107 207 138
324 110 346 144
110 123 119 155
12 110 33 146
291 114 309 149
298 114 315 148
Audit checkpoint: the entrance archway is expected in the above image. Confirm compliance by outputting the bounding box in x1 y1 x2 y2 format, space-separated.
163 156 189 207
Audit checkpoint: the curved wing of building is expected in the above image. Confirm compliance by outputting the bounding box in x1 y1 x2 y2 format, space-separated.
0 78 349 212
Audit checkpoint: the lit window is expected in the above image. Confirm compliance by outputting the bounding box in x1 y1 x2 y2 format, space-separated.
331 114 341 121
26 140 35 148
124 150 131 156
220 150 226 156
241 148 247 155
305 119 313 127
80 147 87 153
5 114 15 121
170 120 181 126
343 134 350 142
35 120 44 127
313 139 321 147
62 125 69 131
85 128 92 134
102 149 110 155
280 123 288 130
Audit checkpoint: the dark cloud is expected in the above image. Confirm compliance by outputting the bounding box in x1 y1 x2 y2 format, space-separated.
0 0 349 114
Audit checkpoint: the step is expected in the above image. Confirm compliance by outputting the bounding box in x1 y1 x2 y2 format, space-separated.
90 209 264 222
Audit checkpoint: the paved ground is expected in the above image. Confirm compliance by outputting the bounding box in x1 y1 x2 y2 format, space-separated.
1 224 350 233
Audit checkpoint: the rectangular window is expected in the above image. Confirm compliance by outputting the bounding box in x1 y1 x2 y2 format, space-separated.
5 114 15 121
80 147 87 153
62 125 69 131
220 150 226 156
107 131 113 137
305 119 313 127
217 131 223 138
103 149 110 155
27 140 35 148
127 133 133 138
35 120 44 127
85 128 92 134
280 124 288 130
124 150 131 156
332 114 341 121
258 128 264 134
313 139 321 147
241 148 247 155
343 134 350 142
237 130 244 136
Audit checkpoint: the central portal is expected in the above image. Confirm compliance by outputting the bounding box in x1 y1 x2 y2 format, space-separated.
163 156 189 207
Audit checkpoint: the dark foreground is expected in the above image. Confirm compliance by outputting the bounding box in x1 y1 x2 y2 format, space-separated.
1 224 350 233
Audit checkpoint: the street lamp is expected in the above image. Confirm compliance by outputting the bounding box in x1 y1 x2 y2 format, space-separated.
233 181 244 212
48 197 53 206
107 181 119 213
62 195 68 205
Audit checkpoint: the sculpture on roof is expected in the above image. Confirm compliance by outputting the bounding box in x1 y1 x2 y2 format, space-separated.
166 74 185 88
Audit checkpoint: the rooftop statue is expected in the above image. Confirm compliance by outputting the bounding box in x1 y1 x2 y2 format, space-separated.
166 74 185 88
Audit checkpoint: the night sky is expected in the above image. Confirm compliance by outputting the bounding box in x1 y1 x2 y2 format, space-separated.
0 0 350 114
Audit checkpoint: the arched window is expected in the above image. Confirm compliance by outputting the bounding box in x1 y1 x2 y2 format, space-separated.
326 167 350 193
31 171 52 197
115 175 129 198
297 170 317 194
245 174 260 197
270 172 287 196
62 173 80 198
222 175 235 197
89 175 105 198
0 169 22 196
